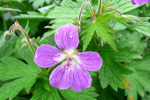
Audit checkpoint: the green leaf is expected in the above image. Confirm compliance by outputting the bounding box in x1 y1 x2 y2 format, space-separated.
98 31 146 91
12 13 47 35
101 31 147 63
113 16 150 37
99 86 125 100
98 55 132 91
0 48 40 100
81 23 95 51
0 35 18 58
31 79 61 100
125 53 150 100
38 5 55 15
12 11 46 19
104 0 139 13
0 7 21 12
42 0 89 41
47 0 88 29
29 0 52 9
133 22 150 37
81 13 117 51
59 87 98 100
12 96 29 100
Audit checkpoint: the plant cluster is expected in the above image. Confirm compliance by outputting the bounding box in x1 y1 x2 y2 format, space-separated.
0 0 150 100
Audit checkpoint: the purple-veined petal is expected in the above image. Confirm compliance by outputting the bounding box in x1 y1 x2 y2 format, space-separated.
49 63 73 89
55 24 79 51
131 0 150 5
71 67 92 91
131 0 136 4
141 0 150 5
34 44 65 68
76 52 102 71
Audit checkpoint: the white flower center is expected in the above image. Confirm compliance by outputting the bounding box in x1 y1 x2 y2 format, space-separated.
63 55 80 69
53 49 80 69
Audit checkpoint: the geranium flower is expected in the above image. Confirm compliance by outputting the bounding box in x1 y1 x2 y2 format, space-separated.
131 0 150 5
34 24 102 91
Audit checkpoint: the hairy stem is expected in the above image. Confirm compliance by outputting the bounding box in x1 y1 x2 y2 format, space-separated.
30 39 39 48
97 0 102 16
9 21 35 54
107 8 123 15
77 1 94 27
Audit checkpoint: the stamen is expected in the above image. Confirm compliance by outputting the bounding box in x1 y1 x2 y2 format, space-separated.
65 57 72 69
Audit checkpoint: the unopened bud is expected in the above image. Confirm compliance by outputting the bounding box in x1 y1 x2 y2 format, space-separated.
4 31 12 42
21 38 28 43
14 28 22 37
21 43 28 49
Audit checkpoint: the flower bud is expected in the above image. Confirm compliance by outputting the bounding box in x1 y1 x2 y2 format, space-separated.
21 37 28 43
21 43 28 49
4 31 12 42
14 28 22 37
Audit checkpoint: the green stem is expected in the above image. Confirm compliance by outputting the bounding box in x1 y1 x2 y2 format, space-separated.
30 39 39 48
9 21 35 54
2 11 7 31
46 67 52 74
97 0 102 16
88 2 94 16
17 25 35 54
86 0 93 15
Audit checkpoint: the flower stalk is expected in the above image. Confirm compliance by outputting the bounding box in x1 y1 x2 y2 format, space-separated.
107 8 123 15
97 0 102 16
46 67 52 74
9 21 35 54
30 39 39 48
77 1 94 28
107 8 142 22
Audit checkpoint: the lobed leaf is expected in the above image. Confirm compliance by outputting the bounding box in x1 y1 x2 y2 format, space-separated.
125 53 150 100
99 31 147 91
59 87 98 100
81 13 117 51
0 48 40 100
41 0 89 41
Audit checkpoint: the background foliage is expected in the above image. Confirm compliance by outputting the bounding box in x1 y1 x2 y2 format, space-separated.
0 0 150 100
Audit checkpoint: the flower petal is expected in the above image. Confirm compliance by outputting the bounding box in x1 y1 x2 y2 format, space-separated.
132 0 150 5
131 0 136 4
55 24 79 51
49 63 73 89
34 44 65 68
76 52 102 71
71 67 92 91
141 0 150 5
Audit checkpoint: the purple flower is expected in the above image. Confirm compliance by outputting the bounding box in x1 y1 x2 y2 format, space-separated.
131 0 150 5
34 24 102 91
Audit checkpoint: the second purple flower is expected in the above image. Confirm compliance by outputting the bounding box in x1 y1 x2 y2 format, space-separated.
34 24 102 91
131 0 150 5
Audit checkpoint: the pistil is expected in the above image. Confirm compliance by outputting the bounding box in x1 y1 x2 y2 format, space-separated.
65 57 72 69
